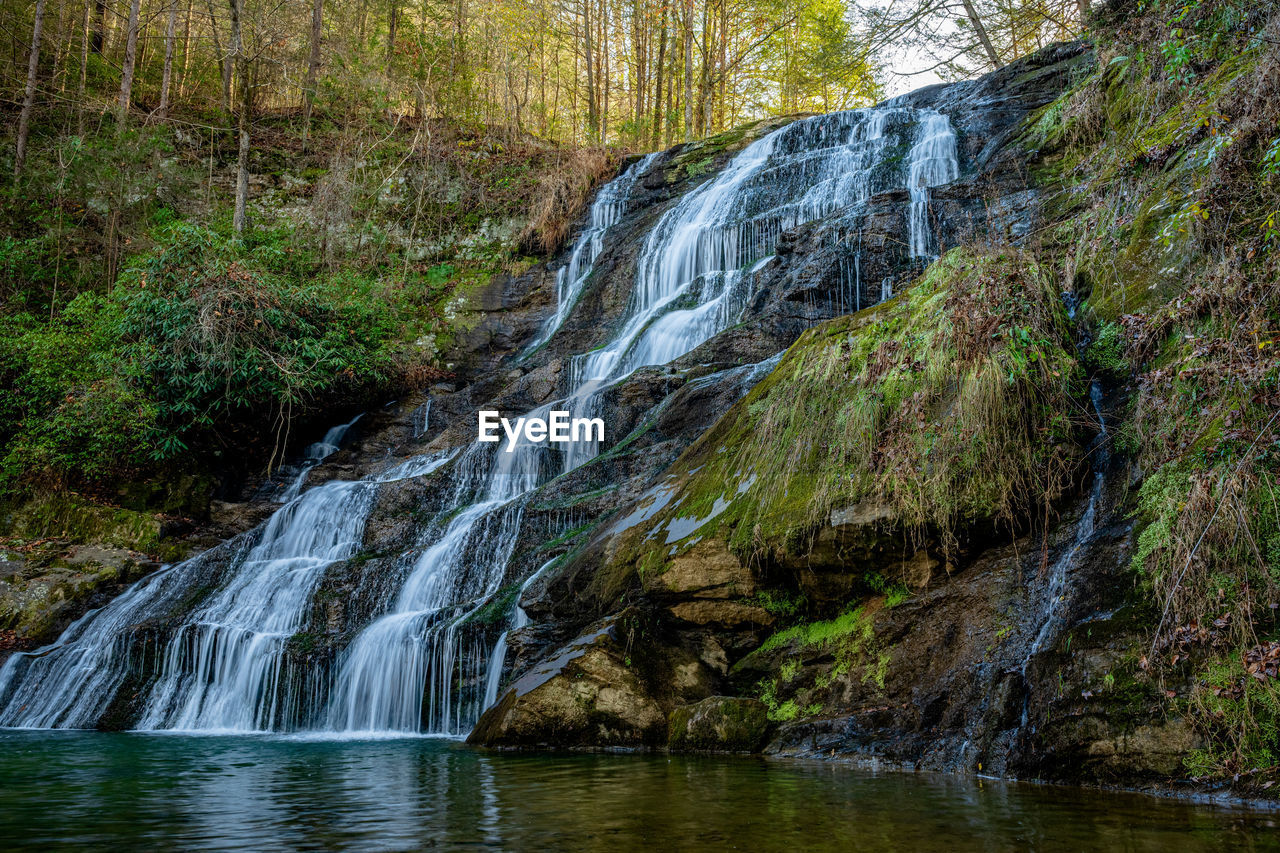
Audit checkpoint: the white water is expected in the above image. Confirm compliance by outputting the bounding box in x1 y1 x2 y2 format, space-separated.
907 112 959 258
525 152 661 354
0 443 452 731
481 557 556 709
1018 380 1109 731
0 105 960 736
277 413 363 502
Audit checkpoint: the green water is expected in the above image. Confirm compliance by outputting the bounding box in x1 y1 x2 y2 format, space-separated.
0 731 1275 851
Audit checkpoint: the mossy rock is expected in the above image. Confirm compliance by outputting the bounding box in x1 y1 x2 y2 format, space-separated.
3 494 161 553
592 246 1083 596
667 696 770 752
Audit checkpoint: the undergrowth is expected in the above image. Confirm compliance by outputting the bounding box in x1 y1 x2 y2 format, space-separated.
649 246 1085 566
1026 0 1280 781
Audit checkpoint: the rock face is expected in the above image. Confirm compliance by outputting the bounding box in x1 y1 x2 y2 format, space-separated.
668 696 771 752
469 43 1120 762
468 615 682 749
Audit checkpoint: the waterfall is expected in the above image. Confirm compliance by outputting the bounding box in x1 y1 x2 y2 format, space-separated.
412 399 432 439
137 480 378 731
481 556 557 709
0 105 960 736
0 450 452 731
277 413 363 502
907 112 959 258
524 152 661 354
1017 379 1109 731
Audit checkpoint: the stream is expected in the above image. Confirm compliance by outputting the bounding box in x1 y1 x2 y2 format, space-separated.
1 731 1275 851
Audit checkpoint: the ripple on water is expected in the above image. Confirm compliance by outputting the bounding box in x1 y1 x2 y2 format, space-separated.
0 731 1277 852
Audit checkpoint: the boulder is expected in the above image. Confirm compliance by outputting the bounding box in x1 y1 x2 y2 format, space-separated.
668 696 770 752
468 618 668 749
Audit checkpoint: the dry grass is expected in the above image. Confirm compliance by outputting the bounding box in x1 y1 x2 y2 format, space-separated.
519 148 618 254
618 247 1087 569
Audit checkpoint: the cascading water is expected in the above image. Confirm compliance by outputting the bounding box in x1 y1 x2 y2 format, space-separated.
0 104 960 736
1017 378 1109 732
276 413 363 502
560 107 958 471
907 112 959 258
525 152 661 353
0 449 452 731
138 479 379 731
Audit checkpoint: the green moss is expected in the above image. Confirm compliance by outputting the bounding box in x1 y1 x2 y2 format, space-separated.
4 494 161 553
462 584 521 626
287 631 322 656
750 605 890 718
1082 320 1131 381
601 247 1083 577
758 605 874 655
536 522 596 553
748 589 807 621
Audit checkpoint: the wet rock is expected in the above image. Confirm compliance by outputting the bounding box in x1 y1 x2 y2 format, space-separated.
468 617 668 749
209 501 277 537
668 696 770 752
0 551 161 649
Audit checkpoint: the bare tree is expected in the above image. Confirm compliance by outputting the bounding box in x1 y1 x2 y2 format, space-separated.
15 0 49 178
303 0 324 150
229 0 250 234
207 0 232 117
159 0 179 119
683 0 692 140
77 0 91 133
960 0 1000 67
117 0 143 125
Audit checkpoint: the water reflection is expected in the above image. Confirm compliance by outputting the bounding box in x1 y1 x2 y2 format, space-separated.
0 731 1275 851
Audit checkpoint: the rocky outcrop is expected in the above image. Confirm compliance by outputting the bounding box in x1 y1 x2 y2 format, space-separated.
468 613 706 749
460 43 1192 784
668 696 771 752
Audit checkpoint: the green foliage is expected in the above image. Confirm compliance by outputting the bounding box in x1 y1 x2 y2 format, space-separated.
632 247 1084 564
749 589 807 621
463 584 521 626
757 605 874 655
0 223 431 497
1183 653 1280 777
1034 0 1280 779
756 677 801 722
750 603 890 719
1082 320 1131 380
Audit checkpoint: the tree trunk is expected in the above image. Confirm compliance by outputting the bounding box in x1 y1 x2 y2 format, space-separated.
15 0 48 179
387 0 398 70
178 0 193 97
117 0 142 126
55 0 73 93
682 0 692 141
600 0 609 143
229 0 250 234
960 0 1000 68
92 0 105 53
583 0 596 140
664 26 674 145
158 0 178 118
77 0 91 134
718 0 726 130
651 2 665 149
207 0 232 117
1078 0 1089 26
303 0 323 150
631 0 644 138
